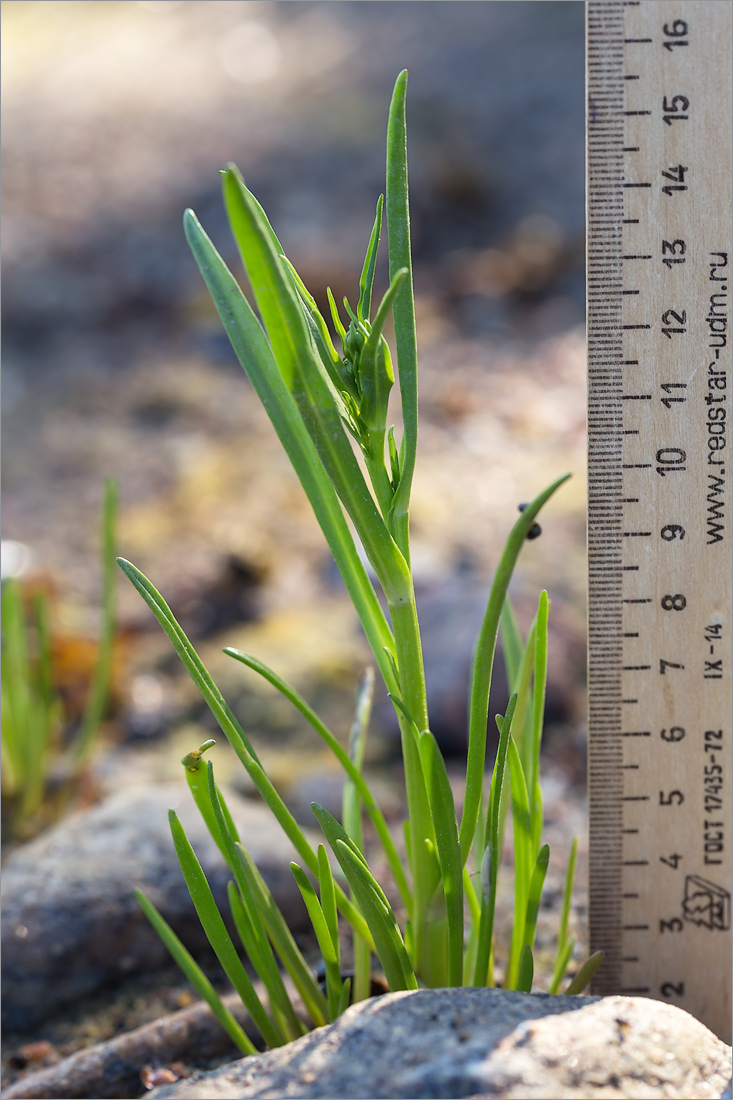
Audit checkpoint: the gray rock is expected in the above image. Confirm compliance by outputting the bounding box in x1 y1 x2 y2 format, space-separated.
2 784 308 1033
145 988 732 1100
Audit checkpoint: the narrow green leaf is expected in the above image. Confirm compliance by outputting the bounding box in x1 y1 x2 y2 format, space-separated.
181 741 229 862
282 256 351 402
564 951 604 995
135 888 256 1056
387 686 440 977
460 472 570 865
558 836 578 952
510 617 537 786
327 287 347 343
198 763 303 1042
358 268 406 433
290 863 337 967
357 195 384 323
224 648 410 911
342 668 373 853
515 944 534 993
523 843 550 957
235 843 330 1026
549 836 578 993
548 936 576 995
335 840 416 994
500 598 524 694
473 693 517 987
312 804 417 993
337 978 352 1016
290 862 344 1021
317 844 340 958
530 591 550 824
385 69 418 561
167 810 281 1048
418 730 463 986
227 882 304 1044
505 735 532 989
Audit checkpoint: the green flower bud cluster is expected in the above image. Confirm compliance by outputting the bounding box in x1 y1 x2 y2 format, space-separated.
284 195 407 524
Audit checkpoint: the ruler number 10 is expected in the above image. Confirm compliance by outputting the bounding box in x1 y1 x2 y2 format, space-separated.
656 447 686 475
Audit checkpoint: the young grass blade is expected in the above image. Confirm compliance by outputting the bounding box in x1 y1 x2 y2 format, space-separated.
340 669 373 1004
564 951 604 995
167 810 281 1049
387 692 441 976
226 882 306 1044
197 762 304 1043
505 736 532 989
460 473 570 865
515 944 534 994
473 693 517 987
317 845 340 961
523 843 550 959
1 581 30 797
358 268 406 435
500 598 524 699
549 936 576 996
385 70 418 561
135 888 256 1056
223 648 410 911
558 836 578 953
312 804 417 993
76 478 118 764
548 836 578 993
509 617 537 787
116 557 364 937
280 257 346 390
418 730 464 986
358 195 384 323
235 844 330 1026
181 741 230 862
530 591 550 835
342 668 373 851
290 862 345 1021
182 210 397 691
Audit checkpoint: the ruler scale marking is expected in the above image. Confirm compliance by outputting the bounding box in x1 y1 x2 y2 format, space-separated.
586 0 732 1042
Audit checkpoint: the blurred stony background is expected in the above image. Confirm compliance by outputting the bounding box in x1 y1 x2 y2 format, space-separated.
2 1 590 1089
3 0 587 748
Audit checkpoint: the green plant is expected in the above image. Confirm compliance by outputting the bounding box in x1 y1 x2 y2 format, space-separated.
120 72 600 1051
1 479 118 837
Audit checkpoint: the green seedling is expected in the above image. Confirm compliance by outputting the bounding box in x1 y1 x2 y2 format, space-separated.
2 479 118 837
126 71 597 1047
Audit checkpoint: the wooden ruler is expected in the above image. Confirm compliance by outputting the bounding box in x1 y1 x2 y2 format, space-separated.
586 0 732 1042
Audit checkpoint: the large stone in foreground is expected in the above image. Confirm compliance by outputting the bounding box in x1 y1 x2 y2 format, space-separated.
2 784 308 1032
147 987 732 1100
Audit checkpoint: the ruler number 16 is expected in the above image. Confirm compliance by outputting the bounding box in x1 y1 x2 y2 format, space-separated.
663 20 688 50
